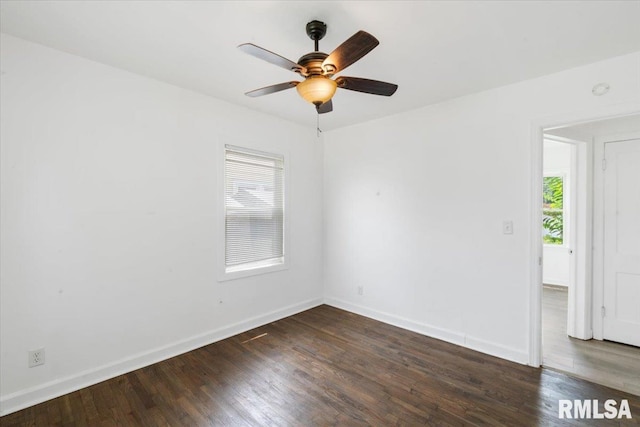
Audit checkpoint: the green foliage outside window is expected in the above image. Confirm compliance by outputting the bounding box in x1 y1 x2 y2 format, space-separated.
543 176 563 245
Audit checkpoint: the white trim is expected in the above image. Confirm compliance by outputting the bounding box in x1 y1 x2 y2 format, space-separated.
543 135 592 340
575 139 593 340
542 140 580 337
567 142 578 338
541 170 568 247
592 136 605 339
464 336 528 365
529 104 640 367
221 259 289 282
217 141 291 282
529 124 544 367
0 298 323 416
324 297 529 365
543 277 569 287
592 130 640 340
544 134 582 145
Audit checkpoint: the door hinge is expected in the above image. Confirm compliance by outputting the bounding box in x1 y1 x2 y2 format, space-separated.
601 306 606 317
538 256 542 266
602 158 607 170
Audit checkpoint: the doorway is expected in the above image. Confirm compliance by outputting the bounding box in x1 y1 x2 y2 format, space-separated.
534 113 640 396
541 134 588 342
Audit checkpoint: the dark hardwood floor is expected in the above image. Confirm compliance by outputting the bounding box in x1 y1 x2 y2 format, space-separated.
2 305 639 426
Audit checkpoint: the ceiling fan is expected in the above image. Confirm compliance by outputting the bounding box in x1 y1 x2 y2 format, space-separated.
238 20 398 114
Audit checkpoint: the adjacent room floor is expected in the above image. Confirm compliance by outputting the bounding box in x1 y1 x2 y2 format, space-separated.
3 305 639 425
543 285 640 396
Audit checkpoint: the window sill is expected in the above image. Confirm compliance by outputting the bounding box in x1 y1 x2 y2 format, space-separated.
218 260 288 282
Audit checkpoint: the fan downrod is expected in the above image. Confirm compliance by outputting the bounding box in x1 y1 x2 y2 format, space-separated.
306 20 327 51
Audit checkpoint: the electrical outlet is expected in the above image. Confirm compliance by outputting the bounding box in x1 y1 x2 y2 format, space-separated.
357 286 364 296
28 348 45 367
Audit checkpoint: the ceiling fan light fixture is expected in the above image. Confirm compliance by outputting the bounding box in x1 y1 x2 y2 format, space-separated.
239 21 397 114
296 76 337 105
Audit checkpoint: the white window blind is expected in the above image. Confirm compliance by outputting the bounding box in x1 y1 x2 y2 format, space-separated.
224 146 284 272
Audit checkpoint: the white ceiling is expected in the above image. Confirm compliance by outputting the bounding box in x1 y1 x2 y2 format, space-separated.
2 1 639 131
546 114 640 139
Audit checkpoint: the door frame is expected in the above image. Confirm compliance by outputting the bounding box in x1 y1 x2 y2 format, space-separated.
593 130 640 340
528 104 640 367
542 137 580 338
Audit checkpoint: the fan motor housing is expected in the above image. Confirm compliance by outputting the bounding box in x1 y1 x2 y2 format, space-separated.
298 51 330 76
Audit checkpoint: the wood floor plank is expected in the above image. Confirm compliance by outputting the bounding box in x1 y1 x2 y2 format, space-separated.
2 305 640 426
543 286 640 396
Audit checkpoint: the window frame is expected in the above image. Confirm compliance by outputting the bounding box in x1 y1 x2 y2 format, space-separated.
542 171 569 247
217 143 290 282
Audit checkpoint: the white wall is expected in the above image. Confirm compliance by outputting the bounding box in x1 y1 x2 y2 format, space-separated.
3 30 640 416
0 34 324 414
323 51 640 364
542 141 572 286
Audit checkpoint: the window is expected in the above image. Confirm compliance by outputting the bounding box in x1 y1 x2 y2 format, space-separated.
542 175 564 245
224 145 285 274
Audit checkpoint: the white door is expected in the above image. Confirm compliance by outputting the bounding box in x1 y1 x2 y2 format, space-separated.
603 138 640 347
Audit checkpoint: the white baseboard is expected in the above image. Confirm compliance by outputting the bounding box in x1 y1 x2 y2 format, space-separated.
324 297 529 365
542 278 569 287
464 335 529 365
0 298 323 416
1 296 530 416
323 297 466 345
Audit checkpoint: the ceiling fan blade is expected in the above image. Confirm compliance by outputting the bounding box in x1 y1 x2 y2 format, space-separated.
245 81 299 97
317 99 333 114
335 76 398 96
322 31 379 74
238 43 306 74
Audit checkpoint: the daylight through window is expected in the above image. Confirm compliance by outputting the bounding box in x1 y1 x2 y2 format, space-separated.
542 175 564 245
224 146 284 273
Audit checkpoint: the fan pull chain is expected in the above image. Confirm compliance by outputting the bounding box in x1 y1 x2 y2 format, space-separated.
316 111 323 138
